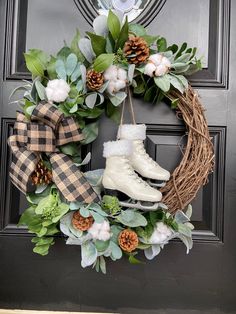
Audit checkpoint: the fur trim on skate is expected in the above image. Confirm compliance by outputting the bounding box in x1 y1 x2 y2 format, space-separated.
103 140 132 158
118 124 146 140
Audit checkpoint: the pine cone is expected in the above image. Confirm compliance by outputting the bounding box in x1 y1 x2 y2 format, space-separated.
118 229 139 252
31 160 53 185
86 69 104 91
124 36 150 65
72 210 94 231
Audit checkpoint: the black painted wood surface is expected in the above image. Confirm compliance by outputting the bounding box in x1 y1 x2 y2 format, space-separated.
0 0 235 313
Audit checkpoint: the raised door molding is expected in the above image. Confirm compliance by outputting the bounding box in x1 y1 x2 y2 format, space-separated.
3 0 230 88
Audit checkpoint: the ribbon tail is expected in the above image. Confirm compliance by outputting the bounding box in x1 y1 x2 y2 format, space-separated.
9 145 40 194
50 153 100 204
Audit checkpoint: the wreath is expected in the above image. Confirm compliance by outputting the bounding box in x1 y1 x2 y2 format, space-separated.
9 11 214 273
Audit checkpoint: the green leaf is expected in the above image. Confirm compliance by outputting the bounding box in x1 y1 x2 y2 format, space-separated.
70 63 81 82
154 75 170 92
35 80 46 100
93 53 114 72
157 37 167 52
175 53 191 63
90 211 104 223
57 46 72 61
99 256 106 274
89 203 108 216
167 44 178 54
80 206 90 218
85 93 97 109
106 34 115 53
144 85 157 102
47 56 57 79
117 210 147 227
87 32 106 56
60 142 80 156
178 224 192 237
33 244 51 256
18 206 39 227
129 24 147 36
171 98 179 109
142 35 159 45
116 17 129 49
55 59 67 80
106 102 121 123
167 74 185 94
81 242 98 268
175 210 190 224
70 29 85 62
95 240 110 252
185 204 193 219
107 10 121 40
81 121 99 144
175 42 187 59
65 53 78 76
110 241 122 260
79 38 95 63
24 49 48 77
129 254 144 265
108 91 127 107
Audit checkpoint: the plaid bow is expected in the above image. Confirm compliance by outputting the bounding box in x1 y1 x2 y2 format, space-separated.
8 102 99 204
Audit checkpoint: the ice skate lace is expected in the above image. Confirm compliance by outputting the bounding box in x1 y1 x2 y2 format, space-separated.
122 157 150 187
136 142 158 166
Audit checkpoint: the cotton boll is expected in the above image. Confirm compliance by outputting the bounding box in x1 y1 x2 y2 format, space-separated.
149 53 163 66
144 62 156 77
117 68 127 81
107 81 116 94
88 221 111 241
114 80 126 92
148 222 172 244
155 64 168 77
162 56 171 68
45 79 70 103
104 65 118 81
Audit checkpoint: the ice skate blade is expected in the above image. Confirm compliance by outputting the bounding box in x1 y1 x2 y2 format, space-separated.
147 179 167 188
119 200 159 212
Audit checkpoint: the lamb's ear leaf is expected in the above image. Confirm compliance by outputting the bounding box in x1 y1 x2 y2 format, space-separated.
107 10 121 40
129 23 147 36
93 15 108 37
78 38 96 63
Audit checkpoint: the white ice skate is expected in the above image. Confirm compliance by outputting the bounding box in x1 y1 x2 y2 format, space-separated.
118 124 170 187
102 139 162 211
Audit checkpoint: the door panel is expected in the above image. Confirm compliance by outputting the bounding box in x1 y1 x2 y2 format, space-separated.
0 0 235 313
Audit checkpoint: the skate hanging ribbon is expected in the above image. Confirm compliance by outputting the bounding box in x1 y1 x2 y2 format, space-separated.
8 102 99 203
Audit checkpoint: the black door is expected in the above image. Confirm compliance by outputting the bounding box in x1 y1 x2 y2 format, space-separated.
0 0 235 313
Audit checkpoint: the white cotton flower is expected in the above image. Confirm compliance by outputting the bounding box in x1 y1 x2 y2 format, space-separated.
155 64 168 77
144 53 171 78
45 79 70 103
149 54 163 66
117 68 127 81
144 62 156 77
88 220 111 241
104 65 127 94
149 222 172 244
104 65 118 81
114 80 126 91
162 56 171 68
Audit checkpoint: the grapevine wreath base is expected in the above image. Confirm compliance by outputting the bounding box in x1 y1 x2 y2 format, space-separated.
161 86 214 213
8 10 214 273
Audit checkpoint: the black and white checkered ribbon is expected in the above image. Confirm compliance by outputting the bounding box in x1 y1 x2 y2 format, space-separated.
8 102 99 204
